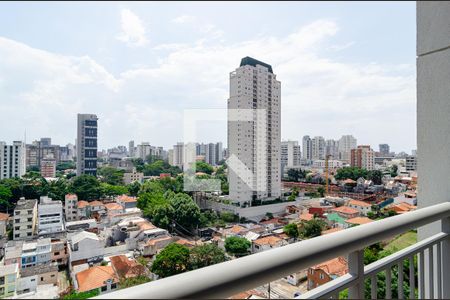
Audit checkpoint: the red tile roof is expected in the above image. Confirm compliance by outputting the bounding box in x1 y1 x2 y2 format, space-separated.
312 257 348 277
65 194 78 200
89 200 104 207
76 266 118 292
345 217 373 225
110 255 147 279
77 200 89 209
348 199 372 208
300 213 314 221
104 203 123 211
117 195 137 203
253 235 282 246
0 213 9 221
332 206 359 215
322 227 343 235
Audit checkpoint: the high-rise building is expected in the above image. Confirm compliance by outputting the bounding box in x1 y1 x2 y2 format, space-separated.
228 57 281 203
76 114 98 176
379 144 390 156
338 135 357 162
326 139 339 159
168 149 174 166
406 155 417 171
350 145 375 170
40 154 56 178
312 136 325 160
281 141 301 175
173 142 184 169
129 141 135 157
0 141 26 179
302 136 312 160
195 142 223 166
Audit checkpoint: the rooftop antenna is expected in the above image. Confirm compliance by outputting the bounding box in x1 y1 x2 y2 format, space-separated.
24 129 27 144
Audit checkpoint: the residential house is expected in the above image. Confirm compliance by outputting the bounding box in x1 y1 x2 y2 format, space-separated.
75 266 119 294
77 201 90 219
13 198 38 240
140 236 173 257
389 202 417 214
64 194 78 222
68 231 104 268
66 219 98 233
20 264 58 287
307 257 348 290
0 263 19 298
344 217 373 228
51 238 68 266
325 213 347 228
252 235 286 253
89 201 106 220
347 199 372 216
104 203 124 218
331 206 360 219
3 242 23 269
110 255 148 279
300 213 314 222
0 213 10 238
116 195 138 210
174 238 197 248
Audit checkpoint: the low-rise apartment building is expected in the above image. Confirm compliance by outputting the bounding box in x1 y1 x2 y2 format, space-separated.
13 199 38 240
64 194 78 222
38 197 65 236
0 263 19 298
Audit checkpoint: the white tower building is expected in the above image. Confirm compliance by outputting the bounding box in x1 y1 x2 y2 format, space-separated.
228 57 281 204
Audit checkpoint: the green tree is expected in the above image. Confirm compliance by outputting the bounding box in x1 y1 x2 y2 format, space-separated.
100 183 128 198
224 236 251 257
0 185 13 212
97 166 125 185
127 181 141 196
283 223 299 239
299 218 326 239
119 276 151 289
390 164 398 177
335 167 369 181
189 244 226 270
62 290 99 300
168 193 202 232
368 170 383 185
70 175 101 200
195 161 214 175
151 243 190 278
220 211 238 223
317 186 325 197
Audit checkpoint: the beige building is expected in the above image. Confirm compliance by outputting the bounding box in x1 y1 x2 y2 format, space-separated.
13 199 38 240
351 145 375 171
123 171 144 184
64 194 78 222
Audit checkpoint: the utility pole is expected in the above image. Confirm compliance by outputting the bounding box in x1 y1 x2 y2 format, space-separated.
325 155 331 196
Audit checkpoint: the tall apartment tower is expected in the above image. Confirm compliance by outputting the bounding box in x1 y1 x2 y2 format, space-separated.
128 140 135 157
311 136 326 160
338 135 357 162
0 141 26 179
350 145 375 170
326 139 339 159
281 141 301 175
173 142 184 170
302 136 312 160
228 57 281 203
379 144 390 156
76 114 98 176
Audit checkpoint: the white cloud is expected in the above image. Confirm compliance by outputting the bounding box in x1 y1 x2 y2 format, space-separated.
116 9 149 47
0 19 416 152
172 15 196 24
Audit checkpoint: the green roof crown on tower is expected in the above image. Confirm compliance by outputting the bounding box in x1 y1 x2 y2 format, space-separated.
239 56 273 73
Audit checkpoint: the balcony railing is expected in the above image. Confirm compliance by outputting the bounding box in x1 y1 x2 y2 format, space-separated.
95 202 450 299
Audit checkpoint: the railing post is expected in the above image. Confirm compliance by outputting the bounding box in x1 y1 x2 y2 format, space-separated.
441 217 450 298
348 249 364 299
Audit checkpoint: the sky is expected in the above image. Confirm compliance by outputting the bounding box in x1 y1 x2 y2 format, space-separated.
0 1 417 153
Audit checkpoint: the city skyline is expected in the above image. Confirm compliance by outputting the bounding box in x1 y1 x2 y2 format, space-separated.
0 2 416 152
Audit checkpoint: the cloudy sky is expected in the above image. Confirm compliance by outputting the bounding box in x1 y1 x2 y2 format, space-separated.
0 1 416 153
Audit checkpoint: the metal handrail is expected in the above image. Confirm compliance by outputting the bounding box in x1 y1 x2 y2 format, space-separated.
95 202 450 299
